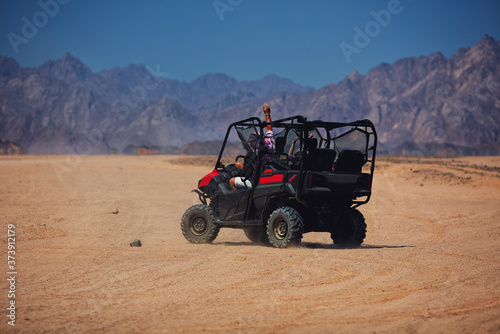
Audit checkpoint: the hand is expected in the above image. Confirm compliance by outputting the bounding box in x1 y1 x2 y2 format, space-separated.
263 103 271 115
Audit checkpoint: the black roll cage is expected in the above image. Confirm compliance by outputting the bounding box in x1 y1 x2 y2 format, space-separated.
214 115 378 208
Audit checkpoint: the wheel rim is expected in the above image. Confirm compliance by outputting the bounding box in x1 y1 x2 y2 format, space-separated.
273 219 288 240
190 215 208 235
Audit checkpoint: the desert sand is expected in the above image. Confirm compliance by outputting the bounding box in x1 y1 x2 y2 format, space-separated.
1 155 499 333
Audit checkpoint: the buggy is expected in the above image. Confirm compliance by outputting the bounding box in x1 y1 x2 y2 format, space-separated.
181 115 377 248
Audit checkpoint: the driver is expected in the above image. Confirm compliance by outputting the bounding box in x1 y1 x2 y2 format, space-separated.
229 132 258 189
229 103 275 190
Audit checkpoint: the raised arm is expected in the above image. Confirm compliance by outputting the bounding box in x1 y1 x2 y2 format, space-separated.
263 103 272 132
288 137 299 156
261 103 276 156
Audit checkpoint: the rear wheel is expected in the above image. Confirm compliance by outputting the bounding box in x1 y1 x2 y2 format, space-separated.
331 208 366 248
181 204 219 243
267 207 304 248
244 227 270 245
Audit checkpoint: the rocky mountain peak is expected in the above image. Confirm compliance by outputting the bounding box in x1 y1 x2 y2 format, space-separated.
346 70 362 82
452 34 500 67
38 52 93 84
98 63 151 87
191 73 237 88
0 56 21 78
470 34 500 62
252 74 313 93
478 34 500 50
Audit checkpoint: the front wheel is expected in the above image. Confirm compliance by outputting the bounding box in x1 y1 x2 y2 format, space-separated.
181 205 219 243
330 208 366 248
267 207 304 248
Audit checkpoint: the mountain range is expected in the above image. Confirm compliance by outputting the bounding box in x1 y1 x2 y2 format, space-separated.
0 34 499 155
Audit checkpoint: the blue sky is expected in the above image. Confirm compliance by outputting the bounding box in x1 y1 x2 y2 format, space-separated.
1 0 499 88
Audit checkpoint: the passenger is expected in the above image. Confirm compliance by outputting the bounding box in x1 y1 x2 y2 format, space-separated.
261 103 275 163
229 103 274 189
288 133 314 160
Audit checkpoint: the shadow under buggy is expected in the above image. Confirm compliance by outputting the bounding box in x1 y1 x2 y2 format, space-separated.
181 116 377 248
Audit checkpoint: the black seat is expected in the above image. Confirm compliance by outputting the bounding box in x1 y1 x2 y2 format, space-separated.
335 150 365 172
305 148 336 171
274 136 286 155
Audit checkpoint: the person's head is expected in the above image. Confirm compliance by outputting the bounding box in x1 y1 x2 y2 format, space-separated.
247 133 259 150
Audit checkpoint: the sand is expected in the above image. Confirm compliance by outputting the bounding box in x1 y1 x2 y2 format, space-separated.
1 155 499 333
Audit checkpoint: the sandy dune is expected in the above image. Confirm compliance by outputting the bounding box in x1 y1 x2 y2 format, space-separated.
1 155 499 333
